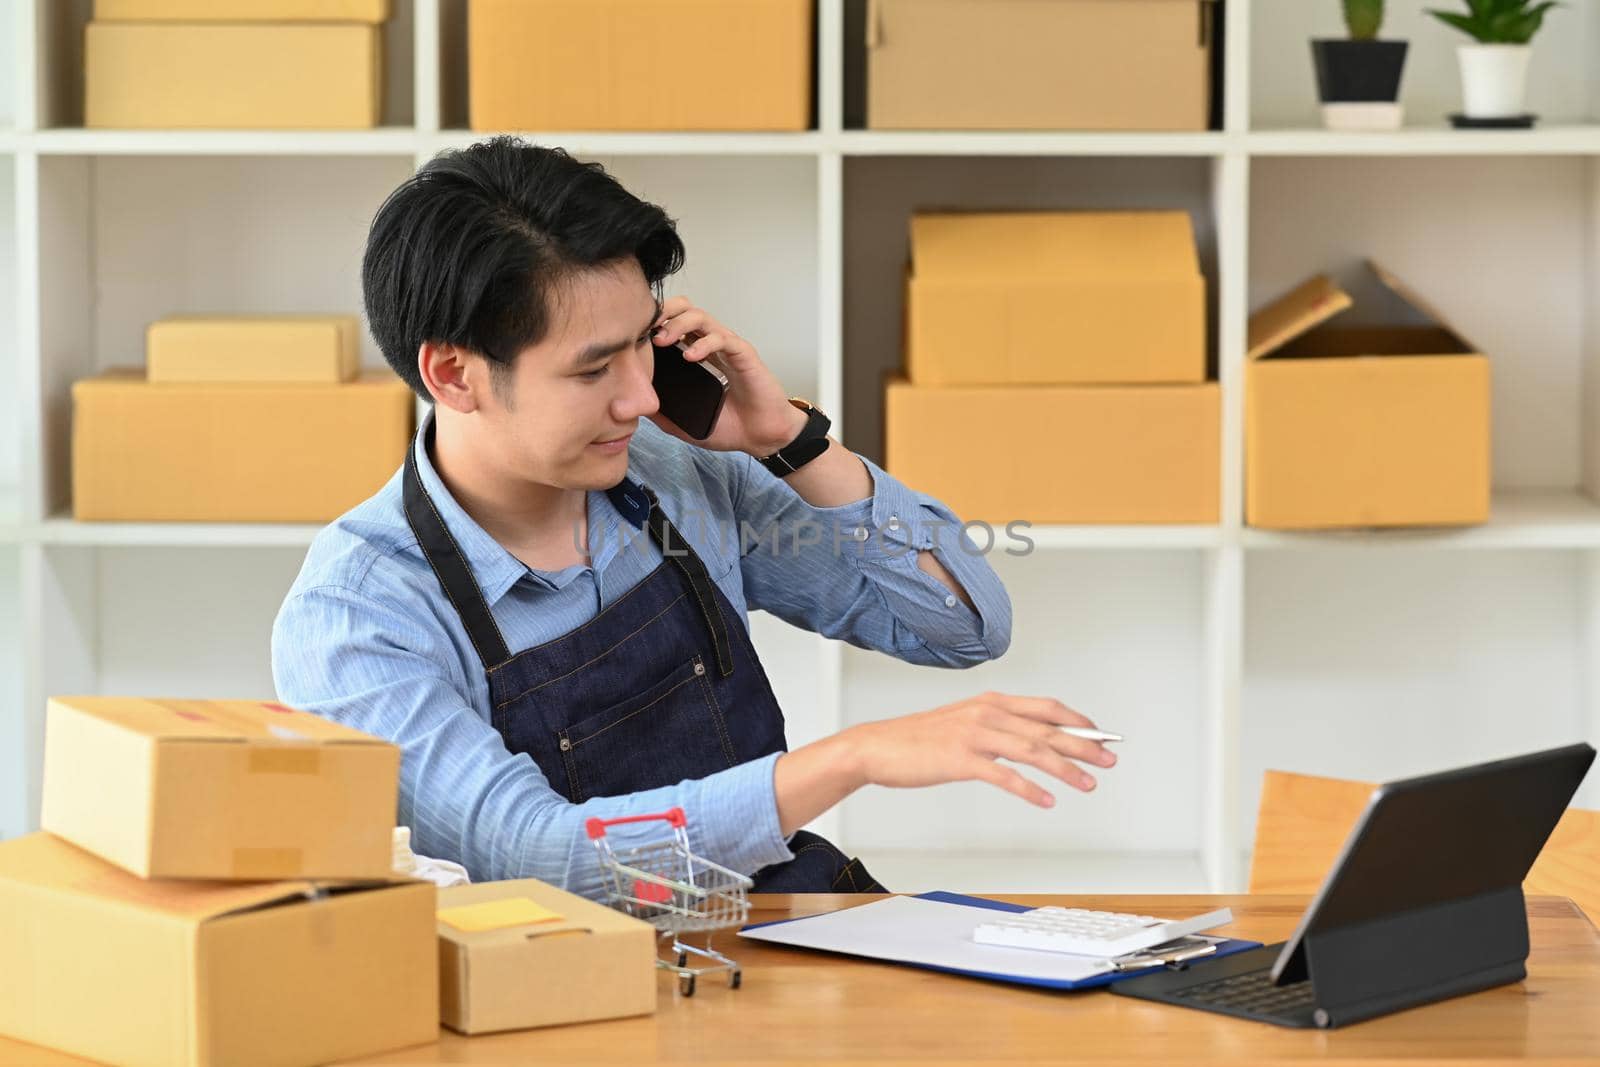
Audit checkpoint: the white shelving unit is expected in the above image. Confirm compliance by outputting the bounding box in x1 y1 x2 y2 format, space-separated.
2 0 1598 893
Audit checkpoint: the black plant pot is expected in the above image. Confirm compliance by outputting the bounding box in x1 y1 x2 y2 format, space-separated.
1311 39 1409 103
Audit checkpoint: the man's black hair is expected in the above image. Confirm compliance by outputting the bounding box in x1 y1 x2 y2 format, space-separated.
362 136 686 401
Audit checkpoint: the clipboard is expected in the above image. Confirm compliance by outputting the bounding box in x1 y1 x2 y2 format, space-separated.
739 891 1263 991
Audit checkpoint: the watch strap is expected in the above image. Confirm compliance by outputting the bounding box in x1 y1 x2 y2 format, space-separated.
759 400 832 478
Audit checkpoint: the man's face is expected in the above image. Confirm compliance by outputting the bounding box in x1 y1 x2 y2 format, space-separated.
477 258 662 491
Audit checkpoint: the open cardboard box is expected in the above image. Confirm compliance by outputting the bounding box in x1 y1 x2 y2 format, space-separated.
1246 262 1491 530
0 833 437 1067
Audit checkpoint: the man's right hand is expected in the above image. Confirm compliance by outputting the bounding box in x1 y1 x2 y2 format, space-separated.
773 692 1117 836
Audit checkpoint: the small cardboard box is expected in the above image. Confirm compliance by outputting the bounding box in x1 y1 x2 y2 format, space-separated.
907 212 1207 386
469 0 813 131
86 22 383 129
72 369 414 522
886 378 1219 524
41 696 400 880
147 315 361 384
0 833 437 1067
1246 263 1491 530
867 0 1215 131
437 878 658 1034
94 0 390 19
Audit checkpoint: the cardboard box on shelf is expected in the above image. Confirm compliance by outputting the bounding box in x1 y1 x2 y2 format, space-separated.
907 212 1207 386
0 833 436 1067
86 22 383 129
41 696 400 880
469 0 813 131
885 378 1220 524
94 0 390 20
147 315 361 384
1246 263 1491 530
436 878 657 1034
71 369 414 522
867 0 1216 131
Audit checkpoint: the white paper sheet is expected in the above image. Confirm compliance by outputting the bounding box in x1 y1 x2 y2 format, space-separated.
737 895 1119 984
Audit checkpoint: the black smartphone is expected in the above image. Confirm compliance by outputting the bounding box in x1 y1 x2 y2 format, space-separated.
652 341 729 440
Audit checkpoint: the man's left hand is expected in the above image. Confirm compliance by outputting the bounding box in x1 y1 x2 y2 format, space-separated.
649 296 807 458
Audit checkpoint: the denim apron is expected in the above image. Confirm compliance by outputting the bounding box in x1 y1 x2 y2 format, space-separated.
402 425 884 893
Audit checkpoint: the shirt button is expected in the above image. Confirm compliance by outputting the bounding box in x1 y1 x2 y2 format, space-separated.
887 515 901 532
944 595 958 608
853 527 869 541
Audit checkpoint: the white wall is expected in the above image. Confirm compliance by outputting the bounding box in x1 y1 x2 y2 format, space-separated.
841 550 1208 856
90 155 413 372
1251 0 1600 128
0 157 15 506
1242 549 1585 844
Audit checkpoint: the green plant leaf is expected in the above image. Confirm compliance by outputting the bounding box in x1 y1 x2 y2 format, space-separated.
1515 1 1561 41
1344 0 1385 39
1428 8 1489 39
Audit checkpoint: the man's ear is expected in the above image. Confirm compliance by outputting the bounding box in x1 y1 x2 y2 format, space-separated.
418 341 482 414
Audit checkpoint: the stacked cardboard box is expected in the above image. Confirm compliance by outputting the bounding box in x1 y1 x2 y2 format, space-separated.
73 314 415 522
469 0 814 131
1246 263 1491 529
886 211 1220 525
86 1 390 129
866 0 1216 131
0 696 437 1067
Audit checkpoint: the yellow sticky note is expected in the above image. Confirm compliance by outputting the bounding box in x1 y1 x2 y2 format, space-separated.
437 897 565 932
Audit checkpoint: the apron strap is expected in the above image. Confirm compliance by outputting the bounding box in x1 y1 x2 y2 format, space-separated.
643 488 737 679
402 420 513 669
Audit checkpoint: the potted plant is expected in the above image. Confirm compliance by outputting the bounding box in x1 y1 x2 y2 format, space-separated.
1312 0 1410 130
1427 0 1561 126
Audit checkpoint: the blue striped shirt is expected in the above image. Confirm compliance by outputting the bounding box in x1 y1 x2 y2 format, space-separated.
271 415 1011 896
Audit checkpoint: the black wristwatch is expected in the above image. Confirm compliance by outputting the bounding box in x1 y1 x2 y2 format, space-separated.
759 398 832 478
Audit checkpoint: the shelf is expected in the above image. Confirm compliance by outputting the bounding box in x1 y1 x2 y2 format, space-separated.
427 129 827 157
855 849 1210 895
8 126 1600 160
31 493 1600 552
30 128 423 156
1242 490 1600 550
36 514 324 548
1022 524 1225 550
1246 125 1600 157
837 130 1227 157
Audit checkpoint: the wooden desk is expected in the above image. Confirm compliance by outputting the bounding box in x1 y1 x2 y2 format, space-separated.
3 895 1597 1065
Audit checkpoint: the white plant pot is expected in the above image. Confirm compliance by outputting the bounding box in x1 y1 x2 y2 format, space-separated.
1457 44 1532 118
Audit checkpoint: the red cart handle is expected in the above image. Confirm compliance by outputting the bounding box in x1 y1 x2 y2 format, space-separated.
586 807 687 840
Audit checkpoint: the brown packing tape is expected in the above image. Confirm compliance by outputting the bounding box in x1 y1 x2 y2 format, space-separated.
232 848 304 878
248 748 322 775
866 0 882 48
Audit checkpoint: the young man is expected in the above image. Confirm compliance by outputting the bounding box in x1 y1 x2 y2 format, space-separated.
272 137 1116 895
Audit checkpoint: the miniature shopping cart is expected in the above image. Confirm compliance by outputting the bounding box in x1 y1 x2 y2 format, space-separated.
586 807 754 996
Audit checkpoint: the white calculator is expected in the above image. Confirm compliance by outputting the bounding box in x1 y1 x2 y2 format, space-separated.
972 906 1234 958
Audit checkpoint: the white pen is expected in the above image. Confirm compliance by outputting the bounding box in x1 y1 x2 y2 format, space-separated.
1061 727 1124 743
